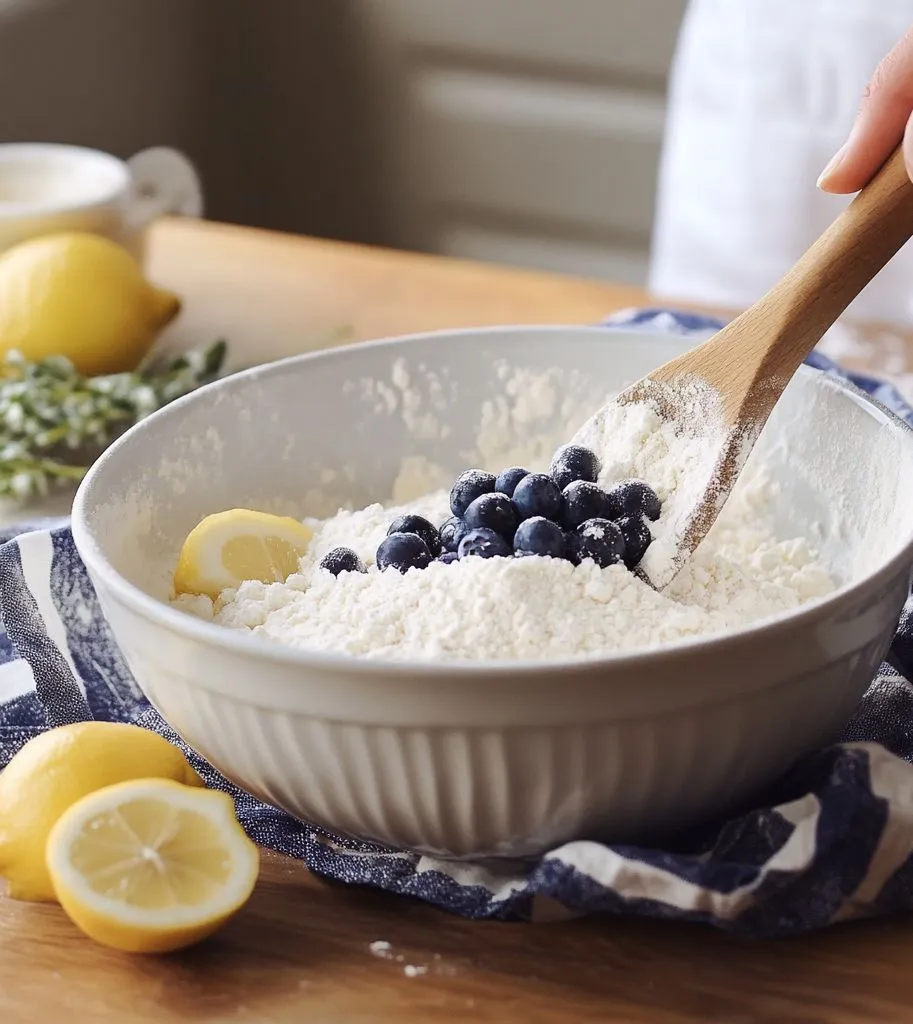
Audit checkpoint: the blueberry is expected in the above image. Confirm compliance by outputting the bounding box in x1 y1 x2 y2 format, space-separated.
575 517 626 568
458 527 513 559
319 546 366 576
450 469 497 517
494 466 529 497
549 444 600 490
512 473 563 522
439 516 470 553
561 480 612 530
617 514 652 569
438 551 459 564
606 479 662 522
513 517 567 560
387 513 442 556
464 492 519 540
376 532 432 573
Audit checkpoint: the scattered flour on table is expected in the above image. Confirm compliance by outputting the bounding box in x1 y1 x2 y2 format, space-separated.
177 360 835 662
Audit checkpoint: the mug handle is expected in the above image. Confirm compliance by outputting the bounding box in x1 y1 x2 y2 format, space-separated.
125 147 204 231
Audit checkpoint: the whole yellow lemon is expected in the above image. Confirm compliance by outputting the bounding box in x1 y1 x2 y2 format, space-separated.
0 232 181 376
0 721 203 902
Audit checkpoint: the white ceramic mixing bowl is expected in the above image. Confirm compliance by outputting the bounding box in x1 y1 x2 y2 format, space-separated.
72 327 913 858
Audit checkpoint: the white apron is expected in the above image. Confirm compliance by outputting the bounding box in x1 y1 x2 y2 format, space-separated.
650 0 913 326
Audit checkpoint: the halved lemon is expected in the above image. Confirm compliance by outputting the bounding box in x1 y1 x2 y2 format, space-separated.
173 508 313 598
46 778 260 954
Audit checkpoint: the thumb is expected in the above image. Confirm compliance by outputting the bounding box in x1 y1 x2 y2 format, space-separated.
819 25 913 194
905 109 913 183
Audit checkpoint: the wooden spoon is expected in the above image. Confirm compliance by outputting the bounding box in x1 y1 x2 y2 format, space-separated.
576 145 913 589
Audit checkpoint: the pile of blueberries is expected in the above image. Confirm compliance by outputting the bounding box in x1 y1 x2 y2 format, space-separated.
319 443 661 576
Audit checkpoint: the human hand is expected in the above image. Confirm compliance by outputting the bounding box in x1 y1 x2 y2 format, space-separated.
818 25 913 193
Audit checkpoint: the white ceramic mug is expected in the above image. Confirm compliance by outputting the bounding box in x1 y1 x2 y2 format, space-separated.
0 143 203 263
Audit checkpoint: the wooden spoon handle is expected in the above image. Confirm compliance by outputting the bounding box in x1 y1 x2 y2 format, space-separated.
753 145 913 370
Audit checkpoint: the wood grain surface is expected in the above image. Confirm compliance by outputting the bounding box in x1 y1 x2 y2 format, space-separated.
4 849 913 1023
144 218 647 365
2 217 913 1023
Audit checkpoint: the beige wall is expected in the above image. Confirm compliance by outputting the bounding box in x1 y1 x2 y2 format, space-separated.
0 0 206 169
0 0 391 244
0 0 684 281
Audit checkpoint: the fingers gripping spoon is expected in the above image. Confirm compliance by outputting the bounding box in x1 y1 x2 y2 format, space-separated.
574 146 913 589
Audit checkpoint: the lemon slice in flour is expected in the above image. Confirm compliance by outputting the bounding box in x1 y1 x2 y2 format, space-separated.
46 778 259 953
173 509 313 598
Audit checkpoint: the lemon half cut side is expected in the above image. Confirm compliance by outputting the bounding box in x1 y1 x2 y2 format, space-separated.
173 508 314 599
46 778 260 953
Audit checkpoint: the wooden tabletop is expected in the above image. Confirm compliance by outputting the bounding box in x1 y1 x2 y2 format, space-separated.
3 218 913 1024
145 218 647 364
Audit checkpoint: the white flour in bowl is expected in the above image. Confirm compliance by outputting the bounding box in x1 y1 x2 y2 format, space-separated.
175 372 835 662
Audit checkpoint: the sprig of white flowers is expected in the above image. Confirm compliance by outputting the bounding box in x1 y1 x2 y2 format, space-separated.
0 341 227 500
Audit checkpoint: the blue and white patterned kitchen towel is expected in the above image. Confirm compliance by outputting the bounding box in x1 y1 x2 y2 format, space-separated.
2 308 913 940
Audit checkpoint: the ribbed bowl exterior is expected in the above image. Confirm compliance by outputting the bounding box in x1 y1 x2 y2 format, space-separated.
99 566 903 858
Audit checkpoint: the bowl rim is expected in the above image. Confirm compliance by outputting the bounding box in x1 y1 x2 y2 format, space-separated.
71 323 913 680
